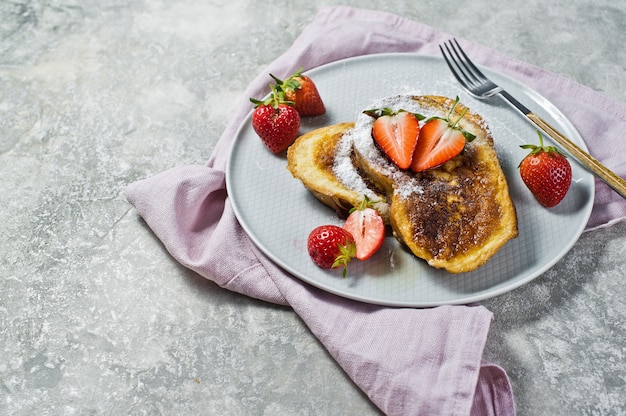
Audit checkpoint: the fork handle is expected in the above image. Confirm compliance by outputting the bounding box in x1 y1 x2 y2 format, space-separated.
526 112 626 199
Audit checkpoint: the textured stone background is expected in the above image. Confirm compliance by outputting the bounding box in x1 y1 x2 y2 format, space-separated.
1 1 625 415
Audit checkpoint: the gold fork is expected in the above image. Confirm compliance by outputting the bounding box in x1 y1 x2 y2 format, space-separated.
440 38 626 200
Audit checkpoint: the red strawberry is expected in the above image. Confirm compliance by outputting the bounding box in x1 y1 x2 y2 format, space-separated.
271 68 326 116
342 198 385 261
307 225 355 277
411 97 475 172
519 131 572 207
250 86 301 153
364 108 421 170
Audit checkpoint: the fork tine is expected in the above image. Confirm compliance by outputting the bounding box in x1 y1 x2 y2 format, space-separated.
440 40 483 92
439 43 471 90
445 41 480 89
449 39 489 85
444 40 483 91
440 38 501 98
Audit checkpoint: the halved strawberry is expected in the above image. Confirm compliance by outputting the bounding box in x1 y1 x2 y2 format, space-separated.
411 97 475 172
342 197 385 261
364 108 421 170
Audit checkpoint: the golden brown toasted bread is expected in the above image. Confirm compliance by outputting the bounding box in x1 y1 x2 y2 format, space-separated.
287 95 518 273
286 122 390 223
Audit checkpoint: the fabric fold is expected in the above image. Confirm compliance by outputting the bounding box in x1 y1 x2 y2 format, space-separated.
126 165 289 305
125 163 511 416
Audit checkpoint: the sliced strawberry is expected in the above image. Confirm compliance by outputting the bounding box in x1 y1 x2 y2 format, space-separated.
411 97 475 172
411 118 466 172
342 198 385 261
365 109 420 170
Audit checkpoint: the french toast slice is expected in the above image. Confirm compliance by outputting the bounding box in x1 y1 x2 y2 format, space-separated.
286 122 390 223
350 95 518 273
287 95 518 273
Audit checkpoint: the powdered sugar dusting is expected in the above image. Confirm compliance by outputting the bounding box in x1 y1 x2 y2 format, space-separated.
333 129 375 198
336 95 450 200
395 179 425 199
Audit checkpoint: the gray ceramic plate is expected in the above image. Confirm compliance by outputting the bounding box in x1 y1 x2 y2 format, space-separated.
226 53 594 307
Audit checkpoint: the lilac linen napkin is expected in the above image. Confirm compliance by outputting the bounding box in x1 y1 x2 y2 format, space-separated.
126 6 625 416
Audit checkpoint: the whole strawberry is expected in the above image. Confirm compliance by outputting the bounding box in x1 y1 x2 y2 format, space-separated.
250 86 301 154
519 131 572 207
271 68 326 116
307 225 355 277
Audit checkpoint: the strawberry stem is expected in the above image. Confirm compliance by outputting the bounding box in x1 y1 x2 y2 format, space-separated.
450 108 469 129
349 195 380 213
447 96 461 120
332 241 356 278
270 67 304 94
520 130 567 157
249 83 295 108
445 97 475 142
363 107 424 120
